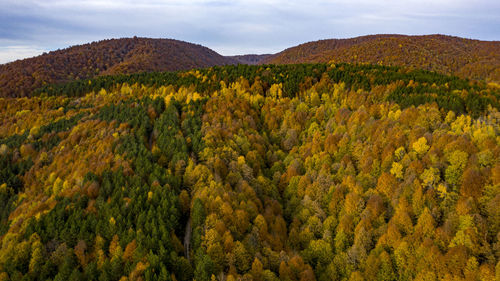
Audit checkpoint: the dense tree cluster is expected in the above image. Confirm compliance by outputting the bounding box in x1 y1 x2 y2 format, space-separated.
0 64 499 280
35 63 499 117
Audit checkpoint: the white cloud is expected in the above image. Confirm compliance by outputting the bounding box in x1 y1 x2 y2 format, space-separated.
0 45 46 64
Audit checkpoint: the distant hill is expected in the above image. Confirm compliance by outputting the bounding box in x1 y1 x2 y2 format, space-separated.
2 35 499 97
0 37 237 97
263 34 500 82
228 54 272 65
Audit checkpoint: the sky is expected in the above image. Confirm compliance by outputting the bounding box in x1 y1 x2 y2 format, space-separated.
0 0 499 64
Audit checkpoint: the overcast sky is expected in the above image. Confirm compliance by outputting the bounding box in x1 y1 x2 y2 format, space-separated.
1 0 499 64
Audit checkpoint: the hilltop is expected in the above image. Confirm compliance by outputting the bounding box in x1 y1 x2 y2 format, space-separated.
0 38 237 97
263 34 500 82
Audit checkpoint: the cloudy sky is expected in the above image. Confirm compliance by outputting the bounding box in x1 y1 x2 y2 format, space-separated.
1 0 499 63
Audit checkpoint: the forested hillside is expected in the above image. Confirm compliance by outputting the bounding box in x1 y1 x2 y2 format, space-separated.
0 38 237 98
0 63 499 280
263 35 500 83
2 35 499 99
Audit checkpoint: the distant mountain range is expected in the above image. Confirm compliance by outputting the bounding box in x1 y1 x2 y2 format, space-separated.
228 54 272 65
1 34 499 97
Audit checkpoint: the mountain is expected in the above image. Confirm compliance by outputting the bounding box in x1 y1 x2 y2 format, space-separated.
262 34 500 82
1 63 499 280
3 34 499 98
228 54 272 65
0 37 237 97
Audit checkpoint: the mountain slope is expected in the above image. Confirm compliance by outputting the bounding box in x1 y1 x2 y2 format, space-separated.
0 37 237 97
263 34 500 82
0 64 499 280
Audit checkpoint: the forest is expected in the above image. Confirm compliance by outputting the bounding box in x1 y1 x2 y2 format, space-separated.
2 34 499 99
0 63 499 281
0 38 236 98
263 35 500 83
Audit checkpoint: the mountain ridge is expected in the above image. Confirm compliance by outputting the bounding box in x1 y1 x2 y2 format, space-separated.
1 34 500 98
262 34 500 82
227 54 272 65
0 37 238 97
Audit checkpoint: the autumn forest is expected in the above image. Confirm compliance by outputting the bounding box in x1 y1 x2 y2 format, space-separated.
0 36 500 281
